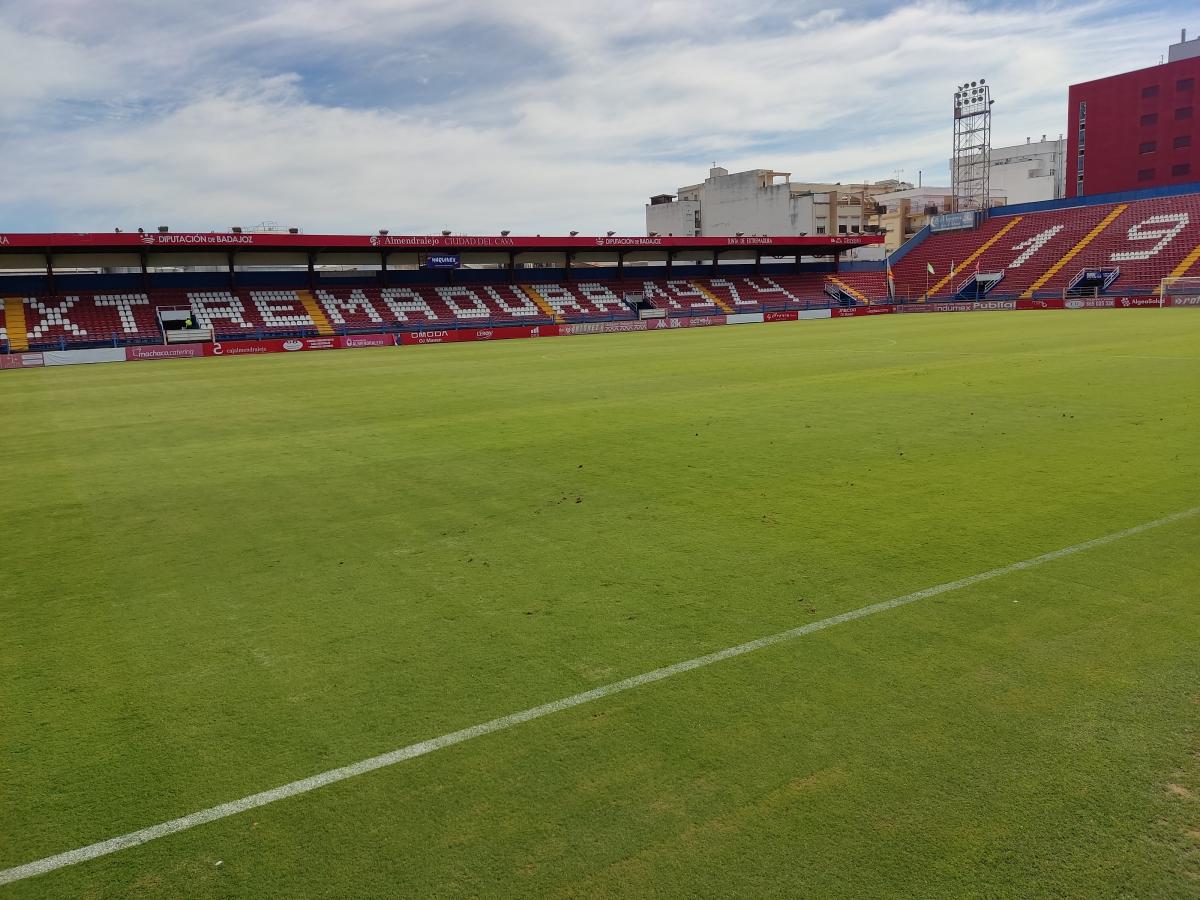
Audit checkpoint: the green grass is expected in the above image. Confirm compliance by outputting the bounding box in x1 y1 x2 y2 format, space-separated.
1 310 1198 898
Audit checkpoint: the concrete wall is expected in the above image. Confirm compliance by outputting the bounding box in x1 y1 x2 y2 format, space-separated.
645 199 700 237
644 168 901 239
989 139 1064 204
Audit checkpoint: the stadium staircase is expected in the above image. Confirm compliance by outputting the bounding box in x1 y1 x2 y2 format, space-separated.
520 285 563 322
689 281 734 312
1171 241 1200 278
4 298 28 352
297 290 335 336
826 275 869 305
921 217 1024 299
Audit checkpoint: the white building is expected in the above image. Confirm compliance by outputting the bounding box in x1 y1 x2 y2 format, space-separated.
646 167 909 259
951 137 1065 206
1168 27 1200 62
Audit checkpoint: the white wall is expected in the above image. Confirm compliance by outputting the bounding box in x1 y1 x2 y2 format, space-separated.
645 199 700 236
644 168 895 243
950 140 1064 206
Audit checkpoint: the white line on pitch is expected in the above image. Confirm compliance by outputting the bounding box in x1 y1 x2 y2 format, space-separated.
2 505 1197 887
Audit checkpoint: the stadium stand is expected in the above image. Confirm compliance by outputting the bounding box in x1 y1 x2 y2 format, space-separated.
892 191 1200 300
8 191 1200 353
4 277 860 349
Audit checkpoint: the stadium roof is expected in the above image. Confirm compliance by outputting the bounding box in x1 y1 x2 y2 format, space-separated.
0 231 882 256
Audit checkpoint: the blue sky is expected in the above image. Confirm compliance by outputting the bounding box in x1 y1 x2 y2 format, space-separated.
0 0 1194 234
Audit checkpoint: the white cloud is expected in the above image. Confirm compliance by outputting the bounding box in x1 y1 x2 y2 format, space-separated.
0 1 1185 234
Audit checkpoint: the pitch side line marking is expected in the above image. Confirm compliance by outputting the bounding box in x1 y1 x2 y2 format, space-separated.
3 506 1198 887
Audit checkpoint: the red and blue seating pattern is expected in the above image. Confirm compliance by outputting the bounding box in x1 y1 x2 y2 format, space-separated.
10 188 1199 352
892 191 1200 299
3 276 872 350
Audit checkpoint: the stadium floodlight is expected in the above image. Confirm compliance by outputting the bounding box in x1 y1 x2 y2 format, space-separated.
952 78 993 214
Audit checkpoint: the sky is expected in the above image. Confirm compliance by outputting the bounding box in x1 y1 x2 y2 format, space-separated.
0 0 1193 235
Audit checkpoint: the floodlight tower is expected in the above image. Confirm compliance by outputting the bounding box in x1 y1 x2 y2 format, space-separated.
952 80 993 212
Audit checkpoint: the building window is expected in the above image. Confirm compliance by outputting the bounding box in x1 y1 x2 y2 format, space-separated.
1078 100 1087 122
1076 174 1084 193
1140 112 1158 126
1176 106 1194 120
1142 85 1160 98
838 224 847 234
816 226 826 235
693 211 701 229
1172 163 1191 177
1175 134 1193 149
1077 154 1085 173
1179 77 1196 92
1139 140 1157 154
1138 168 1156 182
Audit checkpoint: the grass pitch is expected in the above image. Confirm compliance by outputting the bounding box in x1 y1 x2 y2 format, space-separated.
2 310 1199 897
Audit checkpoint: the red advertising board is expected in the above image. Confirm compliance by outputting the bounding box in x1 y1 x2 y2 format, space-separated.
1016 299 1065 310
831 305 894 317
204 336 342 356
398 330 458 346
398 324 558 345
1111 296 1163 307
764 311 798 322
338 333 395 348
0 353 44 369
460 324 558 341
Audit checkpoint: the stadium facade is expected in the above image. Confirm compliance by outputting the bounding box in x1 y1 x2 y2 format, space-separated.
1068 38 1200 198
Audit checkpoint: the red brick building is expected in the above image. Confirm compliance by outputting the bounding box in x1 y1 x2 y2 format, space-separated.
1067 55 1200 197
